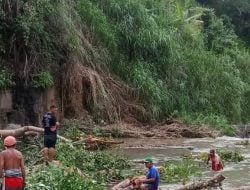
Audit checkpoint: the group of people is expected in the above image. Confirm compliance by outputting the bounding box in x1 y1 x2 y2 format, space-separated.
0 105 59 190
0 105 224 190
137 149 223 190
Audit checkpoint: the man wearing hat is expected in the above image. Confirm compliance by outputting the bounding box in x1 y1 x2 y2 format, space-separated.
141 157 160 190
0 136 26 190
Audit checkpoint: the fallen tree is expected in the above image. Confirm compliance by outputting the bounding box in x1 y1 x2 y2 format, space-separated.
174 173 225 190
234 187 250 190
112 174 225 190
112 176 146 190
73 135 124 150
0 126 71 142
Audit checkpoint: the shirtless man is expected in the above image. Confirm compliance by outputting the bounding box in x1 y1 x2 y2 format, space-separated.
0 136 26 190
207 149 223 190
207 149 223 172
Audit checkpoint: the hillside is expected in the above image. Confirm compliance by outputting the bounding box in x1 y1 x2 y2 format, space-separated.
0 0 250 129
1 0 250 189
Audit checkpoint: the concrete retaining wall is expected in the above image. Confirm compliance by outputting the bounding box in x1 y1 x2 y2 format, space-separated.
0 87 58 129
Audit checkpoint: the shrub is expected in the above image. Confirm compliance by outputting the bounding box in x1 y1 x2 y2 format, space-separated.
217 149 244 163
160 159 201 184
0 70 15 90
32 71 54 88
27 165 103 190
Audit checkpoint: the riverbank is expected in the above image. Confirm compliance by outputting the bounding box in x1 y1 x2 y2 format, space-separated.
118 136 250 189
64 118 218 139
4 119 246 189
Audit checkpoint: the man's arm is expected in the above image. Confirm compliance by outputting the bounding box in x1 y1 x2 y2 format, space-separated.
50 116 58 132
20 155 26 184
0 153 4 178
220 160 224 169
142 169 157 184
50 126 57 132
142 178 155 183
206 155 210 165
56 122 60 129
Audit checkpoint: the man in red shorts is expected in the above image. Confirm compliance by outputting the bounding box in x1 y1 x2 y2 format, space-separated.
207 149 224 190
207 149 223 172
0 136 26 190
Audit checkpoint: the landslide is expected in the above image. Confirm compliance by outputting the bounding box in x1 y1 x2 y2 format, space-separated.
0 0 147 124
1 0 249 134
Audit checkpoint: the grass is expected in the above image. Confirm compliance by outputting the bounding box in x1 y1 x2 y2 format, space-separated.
160 159 202 184
217 149 245 163
181 113 236 136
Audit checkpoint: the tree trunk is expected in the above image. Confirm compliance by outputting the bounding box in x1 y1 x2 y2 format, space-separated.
112 179 131 190
174 173 225 190
0 126 71 142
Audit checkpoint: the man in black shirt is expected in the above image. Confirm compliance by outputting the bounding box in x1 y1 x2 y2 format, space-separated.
42 105 59 163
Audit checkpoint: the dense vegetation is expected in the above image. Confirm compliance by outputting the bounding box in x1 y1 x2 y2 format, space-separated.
197 0 250 45
26 143 131 190
14 123 132 190
1 1 249 188
0 0 250 126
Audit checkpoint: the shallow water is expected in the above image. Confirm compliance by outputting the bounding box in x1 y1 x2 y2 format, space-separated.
117 136 250 189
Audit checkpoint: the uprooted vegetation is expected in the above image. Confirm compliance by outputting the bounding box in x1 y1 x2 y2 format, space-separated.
62 58 147 122
25 144 132 190
61 118 217 139
0 122 246 190
11 133 132 189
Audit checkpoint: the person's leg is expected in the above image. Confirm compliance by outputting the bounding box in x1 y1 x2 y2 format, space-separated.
48 147 55 162
48 136 57 162
43 147 49 162
43 136 49 163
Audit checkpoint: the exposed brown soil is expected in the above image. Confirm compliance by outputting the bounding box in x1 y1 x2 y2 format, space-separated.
75 117 218 139
62 58 147 122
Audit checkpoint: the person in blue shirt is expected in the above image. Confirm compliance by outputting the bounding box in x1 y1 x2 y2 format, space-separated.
141 157 160 190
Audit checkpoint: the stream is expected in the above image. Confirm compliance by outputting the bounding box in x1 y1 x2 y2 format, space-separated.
117 136 250 189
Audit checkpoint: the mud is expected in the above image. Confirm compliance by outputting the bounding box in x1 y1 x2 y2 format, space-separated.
99 121 217 138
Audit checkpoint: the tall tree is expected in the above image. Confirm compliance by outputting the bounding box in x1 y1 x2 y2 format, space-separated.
197 0 250 45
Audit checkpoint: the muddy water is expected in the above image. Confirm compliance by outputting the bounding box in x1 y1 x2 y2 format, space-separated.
117 137 250 189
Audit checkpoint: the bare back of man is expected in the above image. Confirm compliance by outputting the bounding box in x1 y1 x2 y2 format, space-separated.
0 148 25 190
2 148 23 170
